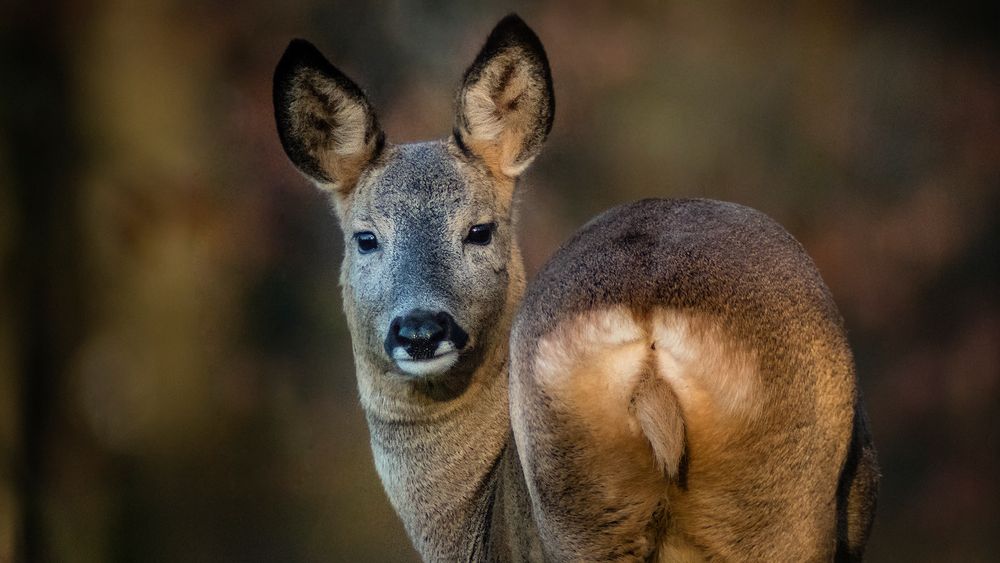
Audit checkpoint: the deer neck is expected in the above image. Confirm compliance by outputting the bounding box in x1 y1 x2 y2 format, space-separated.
355 257 536 560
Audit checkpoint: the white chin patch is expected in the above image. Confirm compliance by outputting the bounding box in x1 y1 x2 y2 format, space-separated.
396 353 459 377
392 342 460 377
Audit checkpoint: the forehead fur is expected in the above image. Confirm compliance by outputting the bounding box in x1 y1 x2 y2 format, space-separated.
377 142 465 200
349 140 508 224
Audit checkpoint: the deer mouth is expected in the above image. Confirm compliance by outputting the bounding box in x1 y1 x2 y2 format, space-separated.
392 343 460 376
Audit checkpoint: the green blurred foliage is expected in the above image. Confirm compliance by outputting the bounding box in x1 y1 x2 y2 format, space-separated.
1 0 998 561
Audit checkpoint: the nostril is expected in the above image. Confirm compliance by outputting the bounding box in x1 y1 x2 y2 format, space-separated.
399 319 445 343
441 312 469 351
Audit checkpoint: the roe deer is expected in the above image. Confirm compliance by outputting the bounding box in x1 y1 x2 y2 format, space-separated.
272 14 878 562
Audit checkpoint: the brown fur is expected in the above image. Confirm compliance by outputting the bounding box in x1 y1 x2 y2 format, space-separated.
511 198 879 561
273 14 878 563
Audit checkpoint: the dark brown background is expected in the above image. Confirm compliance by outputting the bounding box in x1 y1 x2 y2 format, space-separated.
2 1 998 561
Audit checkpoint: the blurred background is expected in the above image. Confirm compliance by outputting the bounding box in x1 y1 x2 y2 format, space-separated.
1 0 998 561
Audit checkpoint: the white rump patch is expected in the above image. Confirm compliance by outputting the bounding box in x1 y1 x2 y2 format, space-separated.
650 309 759 422
533 306 648 400
528 306 760 438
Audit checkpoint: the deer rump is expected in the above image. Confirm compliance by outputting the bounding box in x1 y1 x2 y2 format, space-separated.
509 198 877 561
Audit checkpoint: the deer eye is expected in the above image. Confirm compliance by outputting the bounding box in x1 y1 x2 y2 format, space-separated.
465 223 494 246
354 231 379 254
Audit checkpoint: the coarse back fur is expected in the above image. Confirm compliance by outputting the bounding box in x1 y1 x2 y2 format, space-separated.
272 13 878 562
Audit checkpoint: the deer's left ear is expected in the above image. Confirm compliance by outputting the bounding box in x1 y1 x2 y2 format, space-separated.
454 14 554 179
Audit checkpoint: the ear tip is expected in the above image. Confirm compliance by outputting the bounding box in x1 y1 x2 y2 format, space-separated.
496 13 529 30
276 38 325 77
284 38 318 58
273 38 367 104
286 37 314 50
488 13 544 53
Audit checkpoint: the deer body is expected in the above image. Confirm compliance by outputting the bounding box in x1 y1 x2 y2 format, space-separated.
273 15 878 562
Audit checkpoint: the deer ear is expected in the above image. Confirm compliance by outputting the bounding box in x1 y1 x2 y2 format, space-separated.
454 14 554 179
273 39 384 196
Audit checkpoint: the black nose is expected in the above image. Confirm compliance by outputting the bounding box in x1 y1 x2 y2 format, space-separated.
384 310 468 360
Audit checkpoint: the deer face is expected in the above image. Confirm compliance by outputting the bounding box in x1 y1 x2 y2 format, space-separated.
338 141 517 377
273 16 553 380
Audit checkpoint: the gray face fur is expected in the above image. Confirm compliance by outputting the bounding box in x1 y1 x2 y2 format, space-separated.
273 16 553 386
340 141 513 378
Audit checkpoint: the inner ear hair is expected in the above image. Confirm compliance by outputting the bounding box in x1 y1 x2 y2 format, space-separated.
455 14 554 179
273 39 385 195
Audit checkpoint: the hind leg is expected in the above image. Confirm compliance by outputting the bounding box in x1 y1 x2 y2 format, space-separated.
837 406 880 561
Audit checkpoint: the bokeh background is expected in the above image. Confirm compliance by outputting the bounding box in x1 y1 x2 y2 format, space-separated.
2 1 998 561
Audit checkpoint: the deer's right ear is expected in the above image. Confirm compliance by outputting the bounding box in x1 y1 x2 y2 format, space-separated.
273 39 384 197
